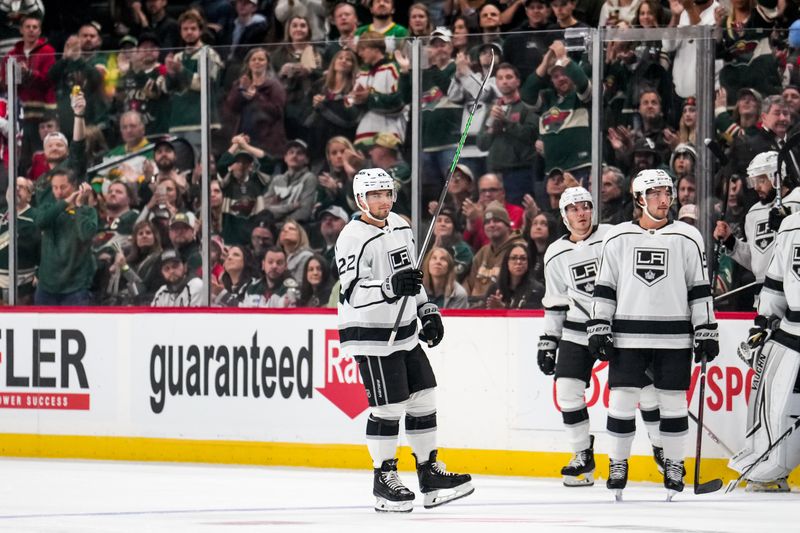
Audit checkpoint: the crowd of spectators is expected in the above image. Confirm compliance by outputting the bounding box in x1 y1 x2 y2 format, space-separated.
0 0 799 310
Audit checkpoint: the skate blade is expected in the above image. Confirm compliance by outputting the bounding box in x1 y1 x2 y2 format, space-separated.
563 472 594 487
612 489 623 502
375 497 414 513
666 489 679 502
422 482 475 509
744 479 790 493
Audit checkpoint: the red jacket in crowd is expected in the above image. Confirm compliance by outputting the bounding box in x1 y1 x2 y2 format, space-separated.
1 37 56 120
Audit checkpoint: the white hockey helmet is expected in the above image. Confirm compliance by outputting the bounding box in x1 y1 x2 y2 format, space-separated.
746 150 785 189
352 168 396 219
632 168 675 199
632 168 674 222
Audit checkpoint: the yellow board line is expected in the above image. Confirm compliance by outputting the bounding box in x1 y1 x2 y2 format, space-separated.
1 433 797 487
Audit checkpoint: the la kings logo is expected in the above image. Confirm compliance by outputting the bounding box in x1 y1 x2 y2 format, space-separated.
633 248 668 286
754 220 774 253
570 260 599 296
387 246 411 272
792 245 800 280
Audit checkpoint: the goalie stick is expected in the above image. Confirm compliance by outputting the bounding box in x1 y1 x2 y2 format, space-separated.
725 415 800 493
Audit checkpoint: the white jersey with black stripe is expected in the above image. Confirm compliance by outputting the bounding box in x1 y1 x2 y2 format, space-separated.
592 220 716 349
759 211 800 339
730 187 800 282
336 212 427 357
542 224 611 346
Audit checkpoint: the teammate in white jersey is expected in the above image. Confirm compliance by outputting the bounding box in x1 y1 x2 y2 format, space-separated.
713 151 800 290
335 168 473 513
729 210 800 492
588 169 718 501
538 185 666 487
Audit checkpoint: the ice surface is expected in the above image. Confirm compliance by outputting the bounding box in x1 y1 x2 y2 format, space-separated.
0 458 794 532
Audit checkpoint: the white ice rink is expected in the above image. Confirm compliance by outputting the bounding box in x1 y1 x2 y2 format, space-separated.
0 458 795 533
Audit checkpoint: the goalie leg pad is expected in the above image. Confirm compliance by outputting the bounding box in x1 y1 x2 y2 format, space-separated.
557 377 591 452
729 341 800 483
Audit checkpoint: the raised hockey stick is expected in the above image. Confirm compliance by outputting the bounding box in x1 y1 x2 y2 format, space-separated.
387 51 496 347
776 131 800 209
704 138 730 295
693 354 723 494
725 415 800 493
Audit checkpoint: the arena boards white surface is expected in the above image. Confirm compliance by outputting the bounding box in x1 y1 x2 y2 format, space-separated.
0 458 793 533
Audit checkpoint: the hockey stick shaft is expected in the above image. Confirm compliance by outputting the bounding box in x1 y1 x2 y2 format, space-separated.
87 135 179 174
776 130 800 209
713 280 760 302
688 409 735 457
694 356 722 493
387 53 496 347
725 414 800 493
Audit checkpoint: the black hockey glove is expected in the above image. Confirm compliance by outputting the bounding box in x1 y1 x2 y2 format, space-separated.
418 303 444 347
693 324 719 363
586 320 615 362
382 268 423 300
537 335 558 375
768 205 790 232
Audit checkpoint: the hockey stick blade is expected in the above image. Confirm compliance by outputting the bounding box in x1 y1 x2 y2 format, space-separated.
694 478 723 495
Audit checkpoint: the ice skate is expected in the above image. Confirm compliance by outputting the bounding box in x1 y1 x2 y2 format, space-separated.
652 446 665 474
745 478 790 493
607 458 628 502
561 435 595 487
664 459 685 502
414 450 474 508
373 459 415 513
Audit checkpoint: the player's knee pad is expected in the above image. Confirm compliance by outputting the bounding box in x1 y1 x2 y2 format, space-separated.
656 389 688 440
730 341 800 481
369 402 406 423
556 378 586 410
607 387 640 437
405 387 436 417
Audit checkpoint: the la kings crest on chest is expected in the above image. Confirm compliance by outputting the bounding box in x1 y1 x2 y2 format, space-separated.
753 218 774 253
387 245 412 272
570 259 599 296
792 245 800 280
633 247 669 286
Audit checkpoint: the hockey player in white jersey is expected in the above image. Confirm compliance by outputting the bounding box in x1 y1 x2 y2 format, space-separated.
729 210 800 492
588 169 718 501
538 185 666 487
335 168 473 513
713 151 800 292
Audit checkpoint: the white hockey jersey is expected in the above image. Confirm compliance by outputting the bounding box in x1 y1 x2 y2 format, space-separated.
542 224 611 346
729 187 800 282
759 211 800 339
336 213 426 357
592 220 716 349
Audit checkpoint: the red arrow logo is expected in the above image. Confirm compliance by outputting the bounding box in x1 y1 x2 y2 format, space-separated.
316 330 368 419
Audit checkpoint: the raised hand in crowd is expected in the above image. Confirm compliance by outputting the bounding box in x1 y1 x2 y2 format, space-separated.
342 148 364 177
486 289 505 309
165 53 182 75
668 0 684 23
715 87 728 110
663 128 679 151
239 75 257 100
63 35 81 60
462 197 482 222
455 51 471 77
71 90 86 116
318 172 339 193
522 194 540 218
393 49 411 74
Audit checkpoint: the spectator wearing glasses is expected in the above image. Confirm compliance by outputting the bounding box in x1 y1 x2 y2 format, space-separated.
485 242 544 309
464 200 524 304
462 173 524 251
